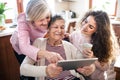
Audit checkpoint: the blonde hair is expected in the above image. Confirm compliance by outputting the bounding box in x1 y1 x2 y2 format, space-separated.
26 0 51 21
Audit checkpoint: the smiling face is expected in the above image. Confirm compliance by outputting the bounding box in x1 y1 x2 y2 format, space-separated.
33 13 51 31
48 19 65 41
81 16 97 36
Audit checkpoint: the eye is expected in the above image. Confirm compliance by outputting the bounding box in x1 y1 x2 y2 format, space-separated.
84 20 88 23
39 19 44 22
89 25 94 29
61 25 65 29
46 16 50 19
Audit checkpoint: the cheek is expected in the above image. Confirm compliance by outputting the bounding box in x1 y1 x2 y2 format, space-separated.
34 21 42 26
62 30 65 35
89 29 96 34
47 18 50 22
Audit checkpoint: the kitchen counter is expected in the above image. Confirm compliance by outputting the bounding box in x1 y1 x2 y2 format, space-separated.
0 24 16 37
0 23 20 80
111 19 120 25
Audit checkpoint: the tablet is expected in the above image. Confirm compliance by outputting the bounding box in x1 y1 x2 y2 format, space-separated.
57 58 98 70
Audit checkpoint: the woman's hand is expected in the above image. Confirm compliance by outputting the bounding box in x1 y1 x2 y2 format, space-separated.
77 64 95 76
82 49 94 58
94 61 109 71
37 50 64 63
46 63 63 78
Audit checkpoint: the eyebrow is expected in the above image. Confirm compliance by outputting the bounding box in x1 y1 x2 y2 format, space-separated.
89 24 95 28
86 19 96 29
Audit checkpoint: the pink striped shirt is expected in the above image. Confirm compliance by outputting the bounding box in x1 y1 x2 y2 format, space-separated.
10 13 47 61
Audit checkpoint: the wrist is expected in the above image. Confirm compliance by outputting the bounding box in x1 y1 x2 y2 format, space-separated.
37 50 46 59
46 66 50 77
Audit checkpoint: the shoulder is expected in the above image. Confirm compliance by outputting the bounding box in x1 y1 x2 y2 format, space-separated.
34 38 47 43
70 30 80 37
17 13 26 22
62 40 76 48
33 38 47 47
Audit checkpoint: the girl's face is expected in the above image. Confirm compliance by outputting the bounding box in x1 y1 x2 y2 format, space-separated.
81 16 97 36
48 19 65 41
34 14 51 31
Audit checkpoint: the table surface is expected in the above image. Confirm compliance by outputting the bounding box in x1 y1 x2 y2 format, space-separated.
0 23 16 37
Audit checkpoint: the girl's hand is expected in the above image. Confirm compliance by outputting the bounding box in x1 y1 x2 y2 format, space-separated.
64 33 70 38
77 64 95 76
82 49 94 58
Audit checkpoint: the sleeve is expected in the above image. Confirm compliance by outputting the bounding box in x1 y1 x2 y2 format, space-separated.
64 41 85 79
95 61 109 71
89 61 109 80
69 31 75 43
18 20 39 61
20 56 47 77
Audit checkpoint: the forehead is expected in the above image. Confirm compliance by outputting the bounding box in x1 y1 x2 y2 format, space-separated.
87 16 96 27
40 12 51 19
53 19 65 24
87 16 96 24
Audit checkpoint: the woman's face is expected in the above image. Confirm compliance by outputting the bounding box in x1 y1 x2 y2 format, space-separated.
34 14 51 30
81 16 97 36
48 19 65 41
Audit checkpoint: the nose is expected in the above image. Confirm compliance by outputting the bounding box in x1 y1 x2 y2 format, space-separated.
58 27 62 32
82 23 89 30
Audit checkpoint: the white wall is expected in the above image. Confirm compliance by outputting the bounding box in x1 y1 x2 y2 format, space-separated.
54 0 89 19
54 0 69 13
116 0 120 20
69 0 89 19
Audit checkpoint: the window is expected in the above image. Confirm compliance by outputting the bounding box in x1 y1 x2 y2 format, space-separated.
23 0 30 12
1 0 56 23
0 0 18 23
89 0 117 16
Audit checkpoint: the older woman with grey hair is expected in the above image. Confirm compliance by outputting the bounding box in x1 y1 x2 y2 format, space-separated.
10 0 63 65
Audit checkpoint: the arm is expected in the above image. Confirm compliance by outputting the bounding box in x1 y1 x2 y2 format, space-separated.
18 21 39 61
17 13 39 61
18 27 63 62
63 41 86 78
20 56 47 77
94 61 109 71
76 64 96 76
20 56 63 78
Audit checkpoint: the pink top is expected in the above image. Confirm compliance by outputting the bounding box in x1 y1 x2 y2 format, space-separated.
10 13 47 61
70 30 91 51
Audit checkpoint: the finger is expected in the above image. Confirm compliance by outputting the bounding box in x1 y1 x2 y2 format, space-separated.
50 57 58 63
57 54 64 60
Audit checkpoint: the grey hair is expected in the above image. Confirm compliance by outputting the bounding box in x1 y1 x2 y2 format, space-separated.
25 0 51 21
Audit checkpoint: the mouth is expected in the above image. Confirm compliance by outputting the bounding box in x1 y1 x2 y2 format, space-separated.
81 29 87 33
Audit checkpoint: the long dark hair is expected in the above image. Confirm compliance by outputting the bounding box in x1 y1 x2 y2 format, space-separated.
81 10 119 63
